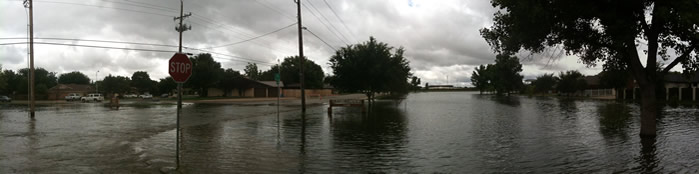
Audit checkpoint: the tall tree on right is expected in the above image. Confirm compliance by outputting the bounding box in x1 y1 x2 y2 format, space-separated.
329 37 412 101
480 0 699 136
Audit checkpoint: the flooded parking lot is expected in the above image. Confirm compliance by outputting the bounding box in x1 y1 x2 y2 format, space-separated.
1 92 698 173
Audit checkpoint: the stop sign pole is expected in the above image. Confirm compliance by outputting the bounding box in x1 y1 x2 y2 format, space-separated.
169 52 191 170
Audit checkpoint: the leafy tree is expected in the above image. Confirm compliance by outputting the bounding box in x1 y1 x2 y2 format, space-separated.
533 73 558 94
480 0 699 136
410 76 421 90
131 71 153 93
186 53 223 97
492 54 523 95
58 71 90 85
471 64 492 94
158 77 177 95
557 71 587 95
217 68 243 97
244 63 262 80
17 68 57 95
1 70 20 95
329 37 411 101
101 75 131 96
280 56 324 89
0 66 6 95
259 65 280 81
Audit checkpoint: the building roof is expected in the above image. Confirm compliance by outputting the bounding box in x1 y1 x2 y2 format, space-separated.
258 81 283 88
48 84 93 91
584 75 601 86
664 72 699 83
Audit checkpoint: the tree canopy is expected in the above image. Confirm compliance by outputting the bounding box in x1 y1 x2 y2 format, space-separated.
217 68 243 97
244 63 262 80
58 71 90 85
492 54 523 95
131 71 153 93
532 73 558 94
479 0 699 136
187 53 223 97
556 70 587 95
279 56 324 89
158 77 177 95
329 37 412 99
471 64 492 94
101 75 131 95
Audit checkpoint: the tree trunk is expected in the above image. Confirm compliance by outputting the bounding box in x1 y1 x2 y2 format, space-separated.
639 84 657 137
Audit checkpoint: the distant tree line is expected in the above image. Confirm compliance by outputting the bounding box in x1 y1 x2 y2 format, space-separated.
0 37 418 100
470 54 523 95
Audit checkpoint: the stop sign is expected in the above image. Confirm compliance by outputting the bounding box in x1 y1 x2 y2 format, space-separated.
169 53 192 83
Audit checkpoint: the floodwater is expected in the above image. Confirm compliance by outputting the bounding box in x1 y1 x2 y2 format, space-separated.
1 92 698 173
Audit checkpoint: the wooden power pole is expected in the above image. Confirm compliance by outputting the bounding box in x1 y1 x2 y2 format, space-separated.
174 0 191 170
295 0 306 112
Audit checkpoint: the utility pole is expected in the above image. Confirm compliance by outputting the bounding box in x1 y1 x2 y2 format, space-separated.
173 0 191 170
295 0 306 112
24 0 35 118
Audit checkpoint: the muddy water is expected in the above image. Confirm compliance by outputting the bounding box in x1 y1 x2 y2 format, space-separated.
1 92 698 173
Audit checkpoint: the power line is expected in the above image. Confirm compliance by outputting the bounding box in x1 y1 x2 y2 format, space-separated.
306 0 351 44
304 28 337 52
0 41 173 52
0 37 179 48
188 16 297 54
203 22 297 49
0 41 277 65
252 0 296 20
26 0 176 17
301 2 348 45
96 0 179 13
321 0 357 42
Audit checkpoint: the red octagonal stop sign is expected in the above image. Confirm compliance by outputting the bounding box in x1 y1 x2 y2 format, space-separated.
169 53 192 83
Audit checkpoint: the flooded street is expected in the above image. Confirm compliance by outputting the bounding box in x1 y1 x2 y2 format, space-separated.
1 92 698 173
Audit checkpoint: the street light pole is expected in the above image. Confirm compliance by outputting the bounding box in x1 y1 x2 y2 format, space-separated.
95 70 99 93
24 0 35 118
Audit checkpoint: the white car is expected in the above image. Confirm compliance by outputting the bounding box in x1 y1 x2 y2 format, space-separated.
139 94 153 99
123 94 138 98
64 93 82 101
81 93 104 102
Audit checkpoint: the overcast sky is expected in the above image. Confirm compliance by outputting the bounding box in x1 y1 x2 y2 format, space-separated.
0 0 612 87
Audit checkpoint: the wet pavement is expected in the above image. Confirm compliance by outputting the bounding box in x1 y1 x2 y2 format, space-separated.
1 92 698 173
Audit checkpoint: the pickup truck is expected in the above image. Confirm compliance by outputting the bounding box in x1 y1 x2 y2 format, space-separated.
64 93 82 101
81 93 104 102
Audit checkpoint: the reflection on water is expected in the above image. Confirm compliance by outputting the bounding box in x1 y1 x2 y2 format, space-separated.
598 102 632 139
1 92 698 173
637 137 659 173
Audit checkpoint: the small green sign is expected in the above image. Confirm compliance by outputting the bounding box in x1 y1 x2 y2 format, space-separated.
274 73 280 84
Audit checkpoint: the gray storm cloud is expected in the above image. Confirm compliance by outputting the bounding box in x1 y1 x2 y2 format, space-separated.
0 0 598 86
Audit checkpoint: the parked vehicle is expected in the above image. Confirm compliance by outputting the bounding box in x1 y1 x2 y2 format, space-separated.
0 96 11 102
160 94 169 98
139 94 153 99
123 94 138 98
81 93 104 102
64 93 82 101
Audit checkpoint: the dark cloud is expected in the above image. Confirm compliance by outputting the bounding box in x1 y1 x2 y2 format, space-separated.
0 0 598 85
